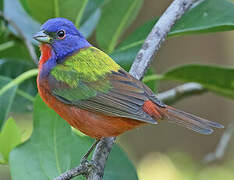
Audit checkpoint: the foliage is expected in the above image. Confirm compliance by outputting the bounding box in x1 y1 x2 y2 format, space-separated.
144 64 234 100
10 95 137 180
163 64 234 99
0 117 21 164
0 76 17 127
96 0 143 53
0 0 234 179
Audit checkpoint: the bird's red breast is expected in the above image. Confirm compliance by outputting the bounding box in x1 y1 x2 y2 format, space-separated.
37 76 146 138
36 43 146 138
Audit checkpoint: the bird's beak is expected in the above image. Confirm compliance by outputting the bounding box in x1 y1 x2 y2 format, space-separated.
33 31 51 43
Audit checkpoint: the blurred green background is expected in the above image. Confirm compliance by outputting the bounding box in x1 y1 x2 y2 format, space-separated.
1 0 234 179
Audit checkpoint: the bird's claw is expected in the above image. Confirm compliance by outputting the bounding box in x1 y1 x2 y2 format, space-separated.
80 158 97 177
80 158 96 169
80 157 89 165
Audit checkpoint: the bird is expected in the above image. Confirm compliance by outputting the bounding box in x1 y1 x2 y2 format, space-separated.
34 18 223 157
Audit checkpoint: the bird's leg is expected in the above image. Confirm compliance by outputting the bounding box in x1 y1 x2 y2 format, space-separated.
80 139 100 164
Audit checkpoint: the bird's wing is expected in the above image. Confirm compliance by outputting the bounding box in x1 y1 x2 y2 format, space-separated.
49 47 163 124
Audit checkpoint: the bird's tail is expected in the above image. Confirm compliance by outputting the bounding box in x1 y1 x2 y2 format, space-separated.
163 106 223 134
144 101 224 134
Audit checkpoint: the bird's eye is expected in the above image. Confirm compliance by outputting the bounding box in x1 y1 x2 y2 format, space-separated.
57 30 65 39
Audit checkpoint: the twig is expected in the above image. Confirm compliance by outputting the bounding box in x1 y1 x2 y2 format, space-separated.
54 0 202 179
0 10 38 65
157 82 206 104
203 123 234 163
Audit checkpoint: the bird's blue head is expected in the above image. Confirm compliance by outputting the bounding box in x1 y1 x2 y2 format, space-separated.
34 18 91 61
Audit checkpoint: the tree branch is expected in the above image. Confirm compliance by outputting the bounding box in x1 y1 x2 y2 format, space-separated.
53 161 92 180
54 0 203 179
157 82 206 104
87 138 115 180
129 0 197 80
53 138 116 180
0 10 38 65
203 123 234 163
86 0 200 179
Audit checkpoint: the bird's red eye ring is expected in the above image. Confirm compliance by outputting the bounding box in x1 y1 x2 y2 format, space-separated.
57 30 66 39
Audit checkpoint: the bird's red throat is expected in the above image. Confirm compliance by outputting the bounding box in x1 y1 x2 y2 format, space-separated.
39 44 52 67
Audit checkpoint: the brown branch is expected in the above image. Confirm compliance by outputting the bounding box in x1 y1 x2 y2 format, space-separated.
54 0 203 179
0 10 38 65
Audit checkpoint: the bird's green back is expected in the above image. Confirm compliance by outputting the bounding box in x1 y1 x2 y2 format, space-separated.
50 47 120 101
48 46 157 123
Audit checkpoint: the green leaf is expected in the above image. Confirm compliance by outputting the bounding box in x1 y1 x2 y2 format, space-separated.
112 0 234 67
111 43 141 71
0 117 21 164
79 8 101 38
110 17 156 73
80 0 106 25
23 0 89 26
114 18 156 54
0 59 37 112
96 0 143 53
110 21 157 92
0 76 17 128
10 95 137 180
0 0 3 11
18 0 30 14
78 0 108 38
162 64 234 99
20 0 104 38
170 0 234 36
104 146 138 180
4 0 40 42
0 41 15 52
0 34 36 61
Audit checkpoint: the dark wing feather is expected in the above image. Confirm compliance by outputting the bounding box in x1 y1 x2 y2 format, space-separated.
50 69 159 124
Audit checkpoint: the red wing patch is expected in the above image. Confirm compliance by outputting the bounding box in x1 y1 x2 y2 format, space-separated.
142 100 163 120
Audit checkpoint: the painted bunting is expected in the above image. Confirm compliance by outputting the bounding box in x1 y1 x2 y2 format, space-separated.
34 18 223 140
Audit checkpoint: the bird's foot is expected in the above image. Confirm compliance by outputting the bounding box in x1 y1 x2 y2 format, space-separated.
80 159 97 177
80 156 90 165
80 139 101 164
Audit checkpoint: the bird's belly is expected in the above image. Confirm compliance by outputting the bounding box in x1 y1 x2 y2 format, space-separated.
37 80 144 139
